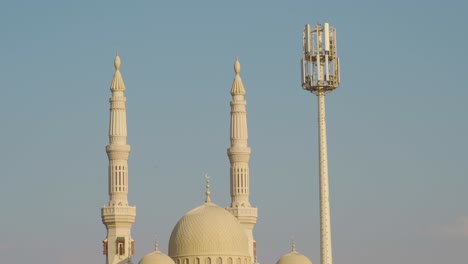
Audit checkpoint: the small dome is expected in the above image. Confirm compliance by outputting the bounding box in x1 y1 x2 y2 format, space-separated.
139 250 175 264
168 201 250 258
276 251 313 264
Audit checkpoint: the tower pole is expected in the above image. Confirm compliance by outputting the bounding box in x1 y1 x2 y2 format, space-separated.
317 91 332 264
301 23 340 264
227 58 258 263
101 54 136 264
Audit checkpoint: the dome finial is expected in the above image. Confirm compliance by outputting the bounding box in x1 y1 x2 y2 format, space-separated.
291 236 296 252
205 174 211 203
234 57 241 74
155 240 159 252
114 52 121 70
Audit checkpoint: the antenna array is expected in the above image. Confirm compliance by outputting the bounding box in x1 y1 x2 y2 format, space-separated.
300 22 340 264
301 23 340 93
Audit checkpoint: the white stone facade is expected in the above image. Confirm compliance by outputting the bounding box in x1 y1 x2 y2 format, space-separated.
97 56 314 264
101 54 136 264
226 59 258 261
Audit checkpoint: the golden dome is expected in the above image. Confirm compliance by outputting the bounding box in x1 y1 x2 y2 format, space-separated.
276 250 313 264
139 250 175 264
168 201 250 258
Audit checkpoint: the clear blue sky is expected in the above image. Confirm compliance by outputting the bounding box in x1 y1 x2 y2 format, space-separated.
1 1 467 263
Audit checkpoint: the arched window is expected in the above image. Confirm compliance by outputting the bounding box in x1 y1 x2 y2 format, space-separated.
216 257 222 264
185 258 189 264
195 258 200 264
177 259 181 264
116 238 125 256
206 257 212 264
227 258 232 264
236 258 241 264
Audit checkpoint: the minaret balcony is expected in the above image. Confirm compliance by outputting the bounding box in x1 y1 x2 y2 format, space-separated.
227 207 258 223
101 205 136 225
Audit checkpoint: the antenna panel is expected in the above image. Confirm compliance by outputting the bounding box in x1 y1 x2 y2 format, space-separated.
305 24 311 53
337 57 340 84
324 23 330 51
301 58 306 85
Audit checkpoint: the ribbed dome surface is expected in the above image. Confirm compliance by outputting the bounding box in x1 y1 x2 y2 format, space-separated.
276 251 313 264
139 250 175 264
168 202 249 258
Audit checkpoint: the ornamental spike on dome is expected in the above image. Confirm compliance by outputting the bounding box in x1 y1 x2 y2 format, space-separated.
155 240 159 252
231 57 246 96
110 53 126 92
291 237 296 252
205 174 211 203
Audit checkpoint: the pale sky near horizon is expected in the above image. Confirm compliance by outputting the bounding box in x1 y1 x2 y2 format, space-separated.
1 1 467 264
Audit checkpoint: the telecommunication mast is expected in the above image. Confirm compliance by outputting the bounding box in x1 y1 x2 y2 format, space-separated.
301 23 340 264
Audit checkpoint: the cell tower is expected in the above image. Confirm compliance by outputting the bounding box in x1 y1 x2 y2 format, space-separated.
301 23 340 264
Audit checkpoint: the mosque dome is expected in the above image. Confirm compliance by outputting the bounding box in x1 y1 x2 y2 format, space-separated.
168 201 250 259
139 249 175 264
276 250 313 264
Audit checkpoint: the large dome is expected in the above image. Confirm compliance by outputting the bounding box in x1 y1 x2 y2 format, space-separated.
276 250 312 264
168 201 250 259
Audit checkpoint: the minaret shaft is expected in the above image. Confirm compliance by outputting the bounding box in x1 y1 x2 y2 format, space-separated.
108 92 128 145
227 59 258 263
229 95 251 204
317 91 333 264
228 96 252 206
101 55 136 264
107 90 130 205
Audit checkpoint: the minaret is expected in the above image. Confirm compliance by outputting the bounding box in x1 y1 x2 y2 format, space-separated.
226 58 258 262
101 54 136 264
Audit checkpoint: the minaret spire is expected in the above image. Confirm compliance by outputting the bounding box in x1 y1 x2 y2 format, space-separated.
101 54 136 264
226 58 258 263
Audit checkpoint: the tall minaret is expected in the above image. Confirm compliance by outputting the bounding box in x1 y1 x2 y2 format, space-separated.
226 58 258 262
101 54 136 264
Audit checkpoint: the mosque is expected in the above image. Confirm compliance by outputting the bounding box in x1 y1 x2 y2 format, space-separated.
100 54 314 264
